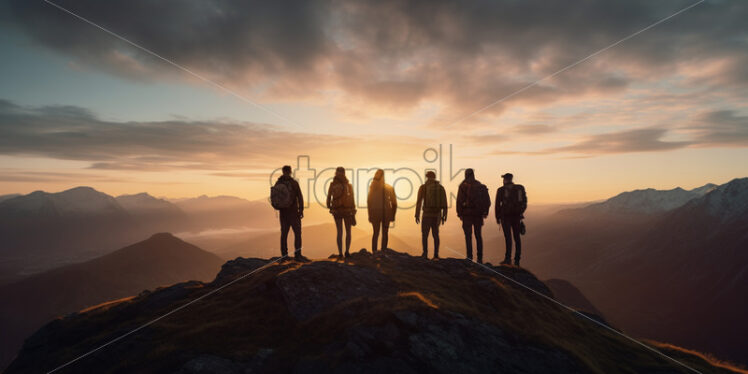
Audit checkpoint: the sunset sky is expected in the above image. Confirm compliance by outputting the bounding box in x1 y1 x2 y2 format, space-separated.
1 0 746 203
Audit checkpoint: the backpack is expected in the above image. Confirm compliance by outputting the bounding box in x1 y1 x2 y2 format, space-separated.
330 181 352 209
466 181 491 215
423 182 447 212
463 182 490 215
270 179 294 210
501 184 526 216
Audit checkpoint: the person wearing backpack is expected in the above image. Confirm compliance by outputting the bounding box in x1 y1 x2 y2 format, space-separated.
270 165 304 260
327 167 356 257
414 171 447 259
495 173 527 266
367 169 397 254
456 169 491 263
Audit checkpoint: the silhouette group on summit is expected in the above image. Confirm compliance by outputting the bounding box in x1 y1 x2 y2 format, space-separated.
271 166 527 266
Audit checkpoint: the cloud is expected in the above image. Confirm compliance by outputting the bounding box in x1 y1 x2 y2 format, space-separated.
0 170 127 183
461 134 507 145
0 99 422 171
6 0 747 124
511 124 557 135
460 124 558 146
210 171 273 181
492 128 692 156
690 110 748 146
547 128 690 154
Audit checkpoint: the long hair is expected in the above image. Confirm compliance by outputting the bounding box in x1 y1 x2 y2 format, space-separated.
369 169 385 194
334 166 348 184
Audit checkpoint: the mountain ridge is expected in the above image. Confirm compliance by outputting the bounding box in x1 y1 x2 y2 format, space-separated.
0 233 224 371
6 249 745 374
527 177 748 366
0 187 276 283
576 183 717 215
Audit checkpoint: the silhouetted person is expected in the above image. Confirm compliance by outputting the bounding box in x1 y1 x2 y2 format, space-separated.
415 171 447 259
270 165 304 260
495 173 527 266
456 169 490 263
327 167 356 257
367 169 397 253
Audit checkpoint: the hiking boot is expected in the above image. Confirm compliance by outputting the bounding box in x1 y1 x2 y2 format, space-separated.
344 250 350 258
433 255 440 260
500 258 511 265
420 252 427 259
514 259 520 267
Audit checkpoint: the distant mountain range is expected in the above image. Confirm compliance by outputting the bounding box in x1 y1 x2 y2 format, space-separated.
6 250 743 373
526 177 748 365
0 187 143 283
115 193 192 233
0 194 21 203
0 187 275 283
0 233 223 371
580 183 717 214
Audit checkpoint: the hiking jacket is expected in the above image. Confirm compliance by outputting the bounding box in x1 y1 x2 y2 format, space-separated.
367 183 397 222
415 179 447 219
495 183 527 220
277 175 303 219
456 178 489 218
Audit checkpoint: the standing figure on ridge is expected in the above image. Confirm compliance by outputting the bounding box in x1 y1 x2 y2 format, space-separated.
415 171 447 259
327 167 357 257
270 165 304 260
495 173 527 267
367 169 397 254
456 169 491 263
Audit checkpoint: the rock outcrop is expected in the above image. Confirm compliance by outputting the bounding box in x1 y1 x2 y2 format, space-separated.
6 249 743 374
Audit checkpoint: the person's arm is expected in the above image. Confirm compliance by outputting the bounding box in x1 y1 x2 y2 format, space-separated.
495 187 502 223
520 185 527 215
439 186 448 223
415 185 424 222
483 185 491 218
295 180 304 216
326 183 333 209
415 185 423 223
456 184 464 218
389 185 397 219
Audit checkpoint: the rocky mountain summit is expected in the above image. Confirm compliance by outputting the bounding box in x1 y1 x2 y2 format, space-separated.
6 249 744 374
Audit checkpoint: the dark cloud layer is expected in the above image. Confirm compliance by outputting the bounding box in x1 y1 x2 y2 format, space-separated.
493 110 748 155
691 110 748 146
0 99 343 170
6 0 747 123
